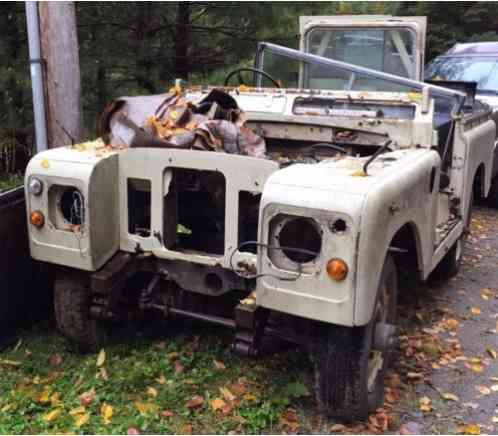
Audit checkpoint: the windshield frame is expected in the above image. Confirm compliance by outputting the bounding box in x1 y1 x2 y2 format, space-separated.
254 42 465 102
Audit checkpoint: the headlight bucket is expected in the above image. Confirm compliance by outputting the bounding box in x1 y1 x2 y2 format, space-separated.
268 214 322 270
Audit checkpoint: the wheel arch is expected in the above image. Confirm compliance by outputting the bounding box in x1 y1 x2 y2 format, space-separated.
355 220 423 327
388 221 423 281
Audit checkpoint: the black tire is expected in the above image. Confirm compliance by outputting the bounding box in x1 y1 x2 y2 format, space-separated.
487 177 498 208
54 269 107 353
432 236 463 278
312 255 397 421
432 191 473 279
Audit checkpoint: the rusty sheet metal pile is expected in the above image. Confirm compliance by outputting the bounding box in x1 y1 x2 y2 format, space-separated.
102 89 266 158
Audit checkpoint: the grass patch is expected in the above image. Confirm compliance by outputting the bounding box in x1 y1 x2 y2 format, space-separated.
0 173 23 193
0 320 313 434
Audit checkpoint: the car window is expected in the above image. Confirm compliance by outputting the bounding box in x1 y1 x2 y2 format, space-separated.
426 57 498 93
306 28 416 79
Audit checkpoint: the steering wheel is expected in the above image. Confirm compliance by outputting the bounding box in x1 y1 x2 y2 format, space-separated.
224 67 281 88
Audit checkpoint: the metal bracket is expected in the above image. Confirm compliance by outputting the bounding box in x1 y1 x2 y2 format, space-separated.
232 304 269 357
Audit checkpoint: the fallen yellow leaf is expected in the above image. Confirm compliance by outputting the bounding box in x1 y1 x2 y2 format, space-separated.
134 401 156 416
243 393 257 401
167 352 180 361
74 413 90 428
155 375 166 385
466 362 484 373
50 392 61 407
101 403 113 425
147 387 158 398
471 307 481 315
407 372 424 380
69 406 86 416
441 392 459 402
351 169 367 177
458 423 480 435
213 360 226 370
43 408 61 422
0 359 21 367
219 387 236 402
487 348 497 359
481 288 493 300
330 424 348 432
476 385 491 395
446 318 460 329
211 397 226 411
99 367 109 381
1 404 13 413
38 387 51 404
419 396 432 412
96 349 106 367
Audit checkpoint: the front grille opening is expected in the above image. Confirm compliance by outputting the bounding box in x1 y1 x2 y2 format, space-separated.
238 191 261 254
165 168 226 255
128 178 151 237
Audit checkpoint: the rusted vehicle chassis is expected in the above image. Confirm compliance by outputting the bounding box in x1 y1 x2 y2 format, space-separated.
89 252 304 356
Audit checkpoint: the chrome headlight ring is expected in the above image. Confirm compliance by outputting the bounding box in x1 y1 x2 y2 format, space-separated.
28 177 43 196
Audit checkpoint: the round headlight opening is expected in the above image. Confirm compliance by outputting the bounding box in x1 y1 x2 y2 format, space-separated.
28 177 43 196
278 217 321 263
60 188 85 225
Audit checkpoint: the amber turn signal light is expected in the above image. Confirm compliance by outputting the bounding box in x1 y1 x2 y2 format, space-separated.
327 258 348 281
30 210 45 228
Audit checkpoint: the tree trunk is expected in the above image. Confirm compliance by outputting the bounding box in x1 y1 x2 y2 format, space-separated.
97 65 107 114
39 2 83 148
174 2 190 80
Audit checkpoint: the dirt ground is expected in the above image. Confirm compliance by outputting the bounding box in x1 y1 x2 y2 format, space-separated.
387 205 498 435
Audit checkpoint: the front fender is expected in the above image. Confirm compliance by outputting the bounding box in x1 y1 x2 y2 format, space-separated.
256 149 440 327
354 150 440 325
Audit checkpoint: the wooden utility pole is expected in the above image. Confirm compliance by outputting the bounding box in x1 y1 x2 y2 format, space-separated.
38 2 83 147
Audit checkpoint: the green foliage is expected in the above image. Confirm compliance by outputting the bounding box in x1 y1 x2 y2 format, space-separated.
0 173 23 192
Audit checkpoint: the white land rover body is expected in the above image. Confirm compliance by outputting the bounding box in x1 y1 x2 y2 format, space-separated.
25 17 495 420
